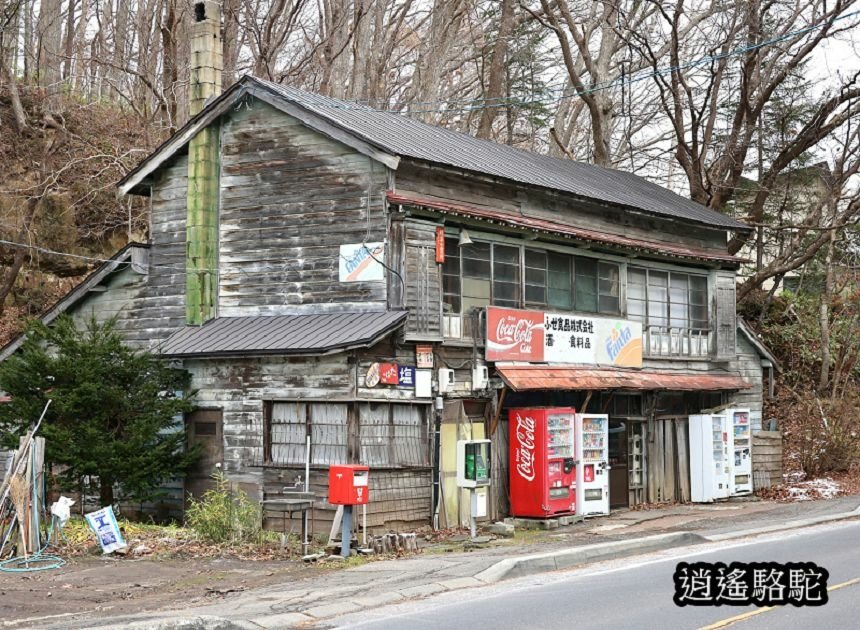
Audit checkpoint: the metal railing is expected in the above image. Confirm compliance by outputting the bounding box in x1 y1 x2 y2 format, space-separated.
643 326 711 358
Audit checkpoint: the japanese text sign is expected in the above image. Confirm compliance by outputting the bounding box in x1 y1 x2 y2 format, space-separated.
486 306 642 367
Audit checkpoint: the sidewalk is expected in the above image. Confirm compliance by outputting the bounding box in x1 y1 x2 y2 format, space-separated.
32 494 860 629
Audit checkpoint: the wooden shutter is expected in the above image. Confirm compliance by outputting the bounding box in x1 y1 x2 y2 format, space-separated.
403 219 443 340
714 271 737 359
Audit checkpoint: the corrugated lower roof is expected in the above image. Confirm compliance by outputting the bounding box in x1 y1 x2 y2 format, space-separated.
254 77 747 231
160 311 407 358
496 364 751 392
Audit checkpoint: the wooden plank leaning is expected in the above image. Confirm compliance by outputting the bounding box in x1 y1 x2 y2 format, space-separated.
0 400 52 509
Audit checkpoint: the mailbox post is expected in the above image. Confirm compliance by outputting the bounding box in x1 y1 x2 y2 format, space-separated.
456 440 491 538
328 464 369 558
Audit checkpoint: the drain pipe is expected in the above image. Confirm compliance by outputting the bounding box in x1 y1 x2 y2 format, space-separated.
432 395 443 530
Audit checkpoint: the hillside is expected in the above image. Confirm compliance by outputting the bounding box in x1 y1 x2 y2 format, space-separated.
0 83 158 344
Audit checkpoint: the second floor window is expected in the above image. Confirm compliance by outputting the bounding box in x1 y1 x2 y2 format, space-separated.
442 237 620 318
627 267 708 331
525 249 620 315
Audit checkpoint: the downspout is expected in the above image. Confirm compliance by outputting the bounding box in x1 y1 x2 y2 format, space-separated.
432 394 443 530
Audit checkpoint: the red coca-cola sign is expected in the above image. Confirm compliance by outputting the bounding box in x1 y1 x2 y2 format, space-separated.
486 307 545 362
513 411 537 482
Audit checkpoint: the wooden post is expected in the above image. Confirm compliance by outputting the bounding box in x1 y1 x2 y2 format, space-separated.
489 386 506 437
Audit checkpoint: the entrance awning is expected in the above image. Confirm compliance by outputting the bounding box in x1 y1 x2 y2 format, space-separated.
495 365 751 392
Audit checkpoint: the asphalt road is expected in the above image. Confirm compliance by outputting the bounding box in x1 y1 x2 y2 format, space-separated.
323 519 860 630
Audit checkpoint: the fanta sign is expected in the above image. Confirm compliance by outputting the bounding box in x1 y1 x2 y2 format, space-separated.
513 413 536 482
339 242 385 282
598 322 642 368
486 307 642 367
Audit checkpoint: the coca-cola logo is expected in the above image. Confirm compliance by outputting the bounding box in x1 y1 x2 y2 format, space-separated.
514 414 536 482
495 316 536 355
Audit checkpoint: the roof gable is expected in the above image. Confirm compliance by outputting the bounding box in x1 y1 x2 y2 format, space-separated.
0 243 148 362
119 75 749 232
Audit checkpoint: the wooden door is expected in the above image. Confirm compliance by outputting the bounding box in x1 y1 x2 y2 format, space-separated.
184 409 223 504
647 417 691 504
608 420 628 508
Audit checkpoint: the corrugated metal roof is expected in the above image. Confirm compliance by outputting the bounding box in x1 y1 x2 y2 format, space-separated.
160 311 407 358
388 192 743 264
496 364 752 392
252 77 748 231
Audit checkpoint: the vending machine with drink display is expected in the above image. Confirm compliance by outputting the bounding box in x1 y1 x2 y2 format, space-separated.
509 407 576 518
575 413 610 516
689 413 731 502
726 408 752 495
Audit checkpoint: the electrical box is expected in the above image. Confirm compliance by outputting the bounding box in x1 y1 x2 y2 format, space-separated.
471 364 489 390
328 464 370 505
438 368 455 393
456 440 492 488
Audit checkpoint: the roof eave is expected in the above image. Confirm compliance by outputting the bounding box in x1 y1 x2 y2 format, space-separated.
397 157 752 234
117 76 400 197
159 311 406 359
388 191 744 266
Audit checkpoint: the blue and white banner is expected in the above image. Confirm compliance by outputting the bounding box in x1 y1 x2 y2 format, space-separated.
339 242 385 282
85 506 127 554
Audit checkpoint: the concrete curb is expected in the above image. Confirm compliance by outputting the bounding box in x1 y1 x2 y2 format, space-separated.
474 504 860 584
474 531 706 583
703 504 860 542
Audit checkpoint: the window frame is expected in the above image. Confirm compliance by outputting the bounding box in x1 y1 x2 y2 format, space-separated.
442 237 623 320
264 400 431 469
626 265 710 333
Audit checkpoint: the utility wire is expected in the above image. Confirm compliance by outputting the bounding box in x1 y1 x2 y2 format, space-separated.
2 9 856 270
328 7 860 115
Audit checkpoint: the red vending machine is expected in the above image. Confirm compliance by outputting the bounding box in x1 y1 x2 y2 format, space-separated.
509 407 577 518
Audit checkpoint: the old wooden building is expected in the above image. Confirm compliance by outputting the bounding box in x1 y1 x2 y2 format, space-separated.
0 2 777 531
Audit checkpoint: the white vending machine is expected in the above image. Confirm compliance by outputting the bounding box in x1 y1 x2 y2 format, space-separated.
575 413 610 516
727 408 753 495
689 414 731 502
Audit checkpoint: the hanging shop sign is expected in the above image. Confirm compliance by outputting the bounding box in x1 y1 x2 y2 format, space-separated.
339 242 385 282
416 345 434 369
435 227 446 263
486 306 643 368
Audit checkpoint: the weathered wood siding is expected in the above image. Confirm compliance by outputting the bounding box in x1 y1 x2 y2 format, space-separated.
262 467 431 534
727 333 765 431
394 161 730 256
402 219 442 340
217 100 389 316
752 431 783 488
128 157 189 345
67 263 149 346
185 340 432 531
186 352 355 491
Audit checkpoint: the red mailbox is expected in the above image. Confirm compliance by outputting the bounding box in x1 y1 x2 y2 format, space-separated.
328 464 370 505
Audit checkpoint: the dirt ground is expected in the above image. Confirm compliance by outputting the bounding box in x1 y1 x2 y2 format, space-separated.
0 554 331 624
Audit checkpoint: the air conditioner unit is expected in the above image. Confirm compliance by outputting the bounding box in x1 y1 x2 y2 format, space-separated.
438 368 455 393
471 364 489 390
